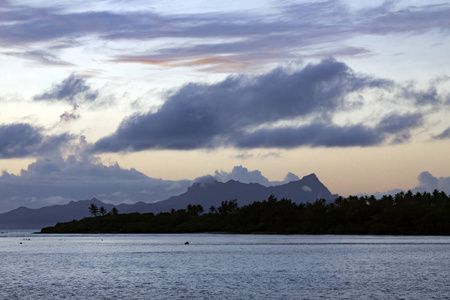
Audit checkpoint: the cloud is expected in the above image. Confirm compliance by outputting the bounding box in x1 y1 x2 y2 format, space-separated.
414 172 450 195
214 166 270 185
0 160 295 212
302 185 313 193
2 50 73 66
277 125 377 148
361 171 450 198
213 165 300 186
33 74 103 122
94 59 398 152
0 154 192 212
108 1 450 68
361 2 450 35
285 172 300 182
232 112 422 148
433 127 450 140
233 123 382 148
0 6 151 46
416 171 439 191
399 82 448 106
59 104 80 123
34 74 98 104
60 111 80 123
377 112 423 144
0 123 71 158
1 1 449 68
110 56 249 73
305 46 374 59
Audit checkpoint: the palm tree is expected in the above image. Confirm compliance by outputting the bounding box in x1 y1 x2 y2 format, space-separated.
218 199 239 216
110 207 119 215
187 204 204 216
99 206 107 216
88 203 99 217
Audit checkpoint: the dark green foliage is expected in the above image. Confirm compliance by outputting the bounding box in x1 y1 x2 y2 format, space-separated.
99 206 107 216
186 204 204 216
110 207 119 215
88 204 99 217
217 199 239 216
41 190 450 235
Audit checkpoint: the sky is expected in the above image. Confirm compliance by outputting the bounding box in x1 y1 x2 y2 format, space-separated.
0 0 450 212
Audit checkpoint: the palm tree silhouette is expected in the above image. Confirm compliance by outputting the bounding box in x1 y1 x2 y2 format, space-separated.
88 203 99 216
99 206 107 216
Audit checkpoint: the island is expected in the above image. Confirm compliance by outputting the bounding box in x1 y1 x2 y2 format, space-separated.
41 190 450 235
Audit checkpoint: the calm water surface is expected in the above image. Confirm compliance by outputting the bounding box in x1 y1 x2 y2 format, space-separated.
1 231 450 299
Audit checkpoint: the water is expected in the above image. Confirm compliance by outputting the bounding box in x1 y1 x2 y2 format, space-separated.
1 231 450 299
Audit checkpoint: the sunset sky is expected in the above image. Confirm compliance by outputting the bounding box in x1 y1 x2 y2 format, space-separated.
0 0 449 212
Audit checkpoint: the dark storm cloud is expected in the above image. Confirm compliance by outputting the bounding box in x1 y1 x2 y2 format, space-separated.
234 113 423 148
93 59 397 152
34 74 98 104
432 127 450 140
0 123 71 158
234 123 384 148
400 85 441 106
1 1 449 66
377 113 422 134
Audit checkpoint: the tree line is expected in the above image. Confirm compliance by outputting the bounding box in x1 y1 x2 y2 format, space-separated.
41 190 450 235
88 204 118 217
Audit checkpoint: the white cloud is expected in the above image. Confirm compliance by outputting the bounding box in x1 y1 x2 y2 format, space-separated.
414 171 450 194
0 154 191 212
212 165 299 186
0 153 304 212
362 171 450 198
302 185 312 193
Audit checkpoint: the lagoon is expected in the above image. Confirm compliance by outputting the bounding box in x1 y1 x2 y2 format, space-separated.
1 232 450 299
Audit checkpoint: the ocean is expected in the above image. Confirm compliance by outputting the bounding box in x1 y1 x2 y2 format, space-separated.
1 231 449 299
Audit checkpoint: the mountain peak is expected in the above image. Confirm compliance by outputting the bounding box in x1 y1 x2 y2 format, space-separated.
189 178 220 190
302 173 318 180
0 173 337 229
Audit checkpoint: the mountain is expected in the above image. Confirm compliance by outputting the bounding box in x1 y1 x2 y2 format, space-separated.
0 198 113 229
0 174 337 229
119 173 337 213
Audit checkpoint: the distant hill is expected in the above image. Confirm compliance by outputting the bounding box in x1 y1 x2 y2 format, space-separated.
42 189 450 235
0 174 337 229
121 173 337 213
0 198 112 229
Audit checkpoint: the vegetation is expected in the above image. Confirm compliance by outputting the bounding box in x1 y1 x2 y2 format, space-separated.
110 207 119 215
88 204 99 217
99 206 107 216
41 190 450 235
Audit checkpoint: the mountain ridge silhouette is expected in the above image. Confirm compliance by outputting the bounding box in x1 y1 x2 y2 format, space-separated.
0 174 337 229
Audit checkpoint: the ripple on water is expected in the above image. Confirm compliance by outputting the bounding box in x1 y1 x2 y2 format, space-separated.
1 234 450 299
